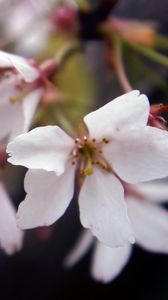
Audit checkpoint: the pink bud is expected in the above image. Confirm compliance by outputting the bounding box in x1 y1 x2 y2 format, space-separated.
35 226 53 243
52 5 79 32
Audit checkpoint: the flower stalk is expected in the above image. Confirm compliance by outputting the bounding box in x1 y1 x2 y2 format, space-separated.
113 36 133 92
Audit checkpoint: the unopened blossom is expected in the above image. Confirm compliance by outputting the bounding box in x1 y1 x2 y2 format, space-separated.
106 18 156 46
148 103 168 129
0 50 43 141
65 180 168 283
0 181 23 254
7 90 168 247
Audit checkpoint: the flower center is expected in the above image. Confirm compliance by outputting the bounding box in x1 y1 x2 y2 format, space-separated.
71 135 112 176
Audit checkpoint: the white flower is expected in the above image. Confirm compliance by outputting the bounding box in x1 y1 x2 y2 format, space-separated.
0 181 23 254
1 0 75 56
7 90 168 247
64 180 168 283
1 1 52 57
0 51 43 141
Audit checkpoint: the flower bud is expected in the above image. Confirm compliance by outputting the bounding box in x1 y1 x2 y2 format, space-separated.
52 5 79 33
34 226 53 242
148 104 168 129
107 18 157 46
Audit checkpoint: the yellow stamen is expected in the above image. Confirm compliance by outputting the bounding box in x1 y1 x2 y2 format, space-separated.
102 138 109 144
10 89 31 104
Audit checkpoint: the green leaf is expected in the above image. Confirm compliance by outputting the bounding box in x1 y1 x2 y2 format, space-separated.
41 34 96 129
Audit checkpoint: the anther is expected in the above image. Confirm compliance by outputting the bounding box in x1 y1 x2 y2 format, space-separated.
83 136 87 142
72 149 77 155
92 138 96 142
75 138 80 144
102 138 109 144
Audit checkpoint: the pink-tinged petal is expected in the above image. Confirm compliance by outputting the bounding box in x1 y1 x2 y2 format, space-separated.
0 75 24 140
127 196 168 253
7 126 74 174
91 242 132 283
104 126 168 184
0 102 24 141
0 50 39 82
64 230 94 267
0 81 42 141
136 180 168 203
0 182 23 254
84 90 149 140
15 20 51 57
17 165 75 229
79 167 135 247
2 1 51 56
0 74 20 105
22 87 43 132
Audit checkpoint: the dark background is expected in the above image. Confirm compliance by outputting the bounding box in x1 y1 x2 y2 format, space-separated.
0 201 168 300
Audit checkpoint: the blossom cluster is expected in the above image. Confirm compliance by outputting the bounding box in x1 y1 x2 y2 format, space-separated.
0 0 168 284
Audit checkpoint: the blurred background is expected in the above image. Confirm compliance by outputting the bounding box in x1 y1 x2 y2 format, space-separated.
0 0 168 299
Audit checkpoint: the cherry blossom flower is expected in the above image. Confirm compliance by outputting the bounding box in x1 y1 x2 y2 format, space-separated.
0 51 44 253
7 90 168 247
0 50 43 141
1 0 53 56
64 179 168 283
1 0 77 56
0 181 23 254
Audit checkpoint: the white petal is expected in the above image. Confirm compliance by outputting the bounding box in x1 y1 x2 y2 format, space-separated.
79 167 135 247
7 126 74 175
0 50 39 82
136 180 168 203
127 196 168 253
22 87 43 132
17 165 75 229
0 74 20 105
91 242 132 283
104 126 168 183
15 20 50 57
64 230 94 267
84 90 149 140
0 102 24 141
2 0 52 56
0 75 25 140
0 81 42 141
0 182 23 254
